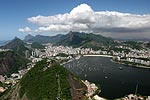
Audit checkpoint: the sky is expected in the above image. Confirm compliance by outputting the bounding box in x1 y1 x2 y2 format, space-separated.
0 0 150 40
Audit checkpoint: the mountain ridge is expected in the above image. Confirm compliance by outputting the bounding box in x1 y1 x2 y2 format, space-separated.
1 37 31 57
24 34 65 44
1 37 25 50
24 31 115 49
0 38 30 75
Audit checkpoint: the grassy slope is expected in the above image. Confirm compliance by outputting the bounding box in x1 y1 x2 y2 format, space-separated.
1 59 87 100
19 59 71 100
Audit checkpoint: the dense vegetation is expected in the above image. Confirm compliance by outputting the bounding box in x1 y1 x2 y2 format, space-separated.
24 34 65 44
24 31 115 49
110 47 130 53
0 51 29 76
31 42 45 49
146 42 150 47
123 41 143 50
1 37 31 57
56 53 69 57
57 32 115 48
19 59 72 100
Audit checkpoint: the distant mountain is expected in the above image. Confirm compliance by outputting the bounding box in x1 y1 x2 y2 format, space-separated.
1 37 30 56
24 34 65 44
1 37 25 49
0 38 30 75
31 42 45 49
24 34 34 42
57 31 115 49
0 40 7 46
1 59 87 100
0 51 29 76
24 32 115 49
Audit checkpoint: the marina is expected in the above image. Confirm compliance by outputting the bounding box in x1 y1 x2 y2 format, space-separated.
64 56 150 99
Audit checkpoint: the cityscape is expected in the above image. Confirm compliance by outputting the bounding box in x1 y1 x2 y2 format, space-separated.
0 0 150 100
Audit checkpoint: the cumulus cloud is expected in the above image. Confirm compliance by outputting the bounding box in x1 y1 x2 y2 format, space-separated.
23 4 150 38
18 27 31 33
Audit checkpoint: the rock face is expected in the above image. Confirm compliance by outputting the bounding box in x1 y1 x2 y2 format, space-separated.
0 52 14 75
0 37 30 75
0 51 29 75
1 59 87 100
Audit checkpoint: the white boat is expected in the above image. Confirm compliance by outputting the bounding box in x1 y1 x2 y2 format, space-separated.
118 67 123 70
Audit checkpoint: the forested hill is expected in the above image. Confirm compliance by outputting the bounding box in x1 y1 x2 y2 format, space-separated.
24 31 115 49
1 59 87 100
0 51 29 76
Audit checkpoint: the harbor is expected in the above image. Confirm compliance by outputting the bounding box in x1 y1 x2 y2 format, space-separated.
64 56 150 99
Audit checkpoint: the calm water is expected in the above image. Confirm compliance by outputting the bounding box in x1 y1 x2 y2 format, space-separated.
64 56 150 99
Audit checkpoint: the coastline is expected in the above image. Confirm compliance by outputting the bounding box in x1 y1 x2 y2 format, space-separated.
111 59 150 69
84 54 150 69
63 54 150 69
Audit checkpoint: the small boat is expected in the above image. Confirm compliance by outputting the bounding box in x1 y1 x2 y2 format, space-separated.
84 74 87 77
118 67 123 70
105 76 108 79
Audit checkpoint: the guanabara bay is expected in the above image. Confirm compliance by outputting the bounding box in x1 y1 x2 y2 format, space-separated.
0 0 150 100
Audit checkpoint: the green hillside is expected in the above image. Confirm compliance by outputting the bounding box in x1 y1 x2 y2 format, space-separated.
0 51 29 76
1 37 31 57
24 34 65 44
1 59 87 100
31 42 45 49
0 38 31 76
57 31 115 49
19 59 71 100
24 31 115 50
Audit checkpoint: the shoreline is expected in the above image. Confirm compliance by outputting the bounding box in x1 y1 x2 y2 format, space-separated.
111 59 150 69
83 54 113 58
63 54 150 69
84 54 150 69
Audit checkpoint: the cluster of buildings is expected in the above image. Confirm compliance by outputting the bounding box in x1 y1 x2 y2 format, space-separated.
82 80 99 99
116 57 150 66
0 63 35 93
0 49 10 52
31 43 150 67
31 44 112 59
82 80 107 100
1 41 150 98
31 44 93 58
120 94 150 100
114 47 150 66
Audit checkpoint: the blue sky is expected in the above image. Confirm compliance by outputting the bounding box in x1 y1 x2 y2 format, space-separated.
0 0 150 40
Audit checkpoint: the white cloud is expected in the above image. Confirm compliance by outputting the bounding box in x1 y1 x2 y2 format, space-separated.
18 27 31 33
23 4 150 38
37 23 88 32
